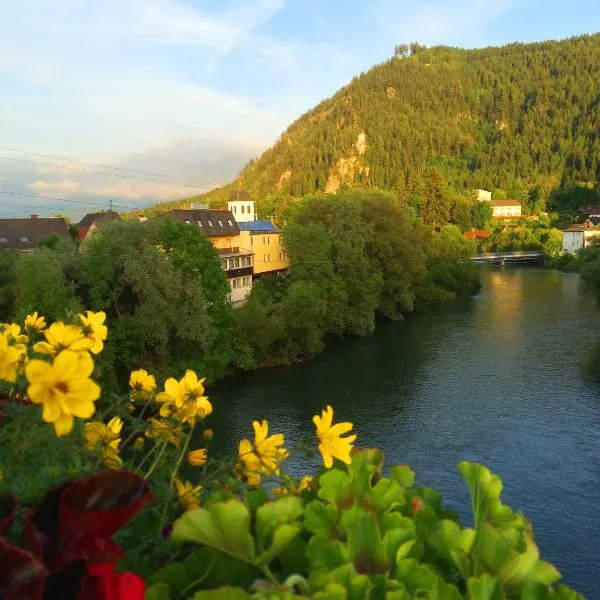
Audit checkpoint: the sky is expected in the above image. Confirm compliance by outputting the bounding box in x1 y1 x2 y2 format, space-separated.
0 0 599 219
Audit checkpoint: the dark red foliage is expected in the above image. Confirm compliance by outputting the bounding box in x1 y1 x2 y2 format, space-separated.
0 493 17 535
0 537 48 600
2 471 152 600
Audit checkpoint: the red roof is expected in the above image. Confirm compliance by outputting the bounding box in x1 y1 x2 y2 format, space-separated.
464 230 490 240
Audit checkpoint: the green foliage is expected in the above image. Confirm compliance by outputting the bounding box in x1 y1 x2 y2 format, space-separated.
152 34 600 218
147 452 583 599
0 251 17 321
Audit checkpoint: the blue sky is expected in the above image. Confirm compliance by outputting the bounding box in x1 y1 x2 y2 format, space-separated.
0 0 599 218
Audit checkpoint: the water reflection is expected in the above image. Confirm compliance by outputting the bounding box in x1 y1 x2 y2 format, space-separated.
202 268 600 597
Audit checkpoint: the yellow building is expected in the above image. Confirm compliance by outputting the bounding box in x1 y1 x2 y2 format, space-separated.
164 208 253 306
488 199 522 218
238 221 289 277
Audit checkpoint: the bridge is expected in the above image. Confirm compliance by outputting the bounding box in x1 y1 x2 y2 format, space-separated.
470 251 546 265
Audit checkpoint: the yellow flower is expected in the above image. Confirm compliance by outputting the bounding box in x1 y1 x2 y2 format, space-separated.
129 369 156 394
85 417 123 470
187 448 208 466
174 479 202 511
156 370 212 426
24 312 46 333
33 322 94 356
79 311 108 354
26 350 101 437
273 475 313 496
313 405 357 469
133 436 145 451
146 418 184 448
238 420 287 486
1 323 28 345
0 334 26 383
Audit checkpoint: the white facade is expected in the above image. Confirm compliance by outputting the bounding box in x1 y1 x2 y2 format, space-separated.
491 204 521 218
562 228 600 254
227 200 255 223
476 189 492 202
228 275 252 305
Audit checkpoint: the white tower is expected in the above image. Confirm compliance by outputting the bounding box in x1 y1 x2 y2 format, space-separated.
227 199 256 222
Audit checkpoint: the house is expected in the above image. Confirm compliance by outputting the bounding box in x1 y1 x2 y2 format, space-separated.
238 220 289 277
164 208 253 306
476 189 492 202
78 211 120 239
464 230 490 241
488 200 522 218
227 190 256 223
0 215 71 250
562 220 600 254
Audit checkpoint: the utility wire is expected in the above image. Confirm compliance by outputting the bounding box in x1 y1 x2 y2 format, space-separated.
0 155 217 190
0 190 135 210
0 145 221 188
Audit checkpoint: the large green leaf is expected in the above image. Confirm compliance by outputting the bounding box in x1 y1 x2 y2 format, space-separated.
382 520 416 567
256 523 301 565
304 501 339 536
306 536 349 570
394 558 462 599
342 506 387 574
428 519 475 579
255 496 302 551
148 563 187 595
172 500 256 564
145 583 172 600
329 563 373 600
191 587 252 599
318 470 352 506
371 479 404 513
466 575 505 600
388 465 415 489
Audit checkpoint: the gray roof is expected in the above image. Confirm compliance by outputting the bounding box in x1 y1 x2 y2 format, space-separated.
164 209 239 237
0 217 70 250
230 190 253 202
78 211 120 229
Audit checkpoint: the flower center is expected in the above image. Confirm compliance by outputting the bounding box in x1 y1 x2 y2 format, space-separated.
55 381 69 394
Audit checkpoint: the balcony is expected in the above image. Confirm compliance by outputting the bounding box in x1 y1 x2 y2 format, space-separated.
219 247 253 279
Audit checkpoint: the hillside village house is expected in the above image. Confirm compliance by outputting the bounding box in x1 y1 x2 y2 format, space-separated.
164 208 253 306
227 196 289 278
562 220 600 254
78 211 120 239
488 199 522 218
0 215 70 250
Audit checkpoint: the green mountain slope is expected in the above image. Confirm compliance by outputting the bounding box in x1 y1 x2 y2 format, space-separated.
151 33 600 213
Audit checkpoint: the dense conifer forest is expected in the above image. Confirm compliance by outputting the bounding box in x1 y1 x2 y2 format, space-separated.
147 33 600 217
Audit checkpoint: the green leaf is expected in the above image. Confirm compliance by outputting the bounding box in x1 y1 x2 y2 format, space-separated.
330 563 372 600
314 582 348 600
191 587 252 600
172 500 255 564
245 488 269 513
466 575 505 600
307 536 349 570
304 501 339 535
148 563 187 595
318 470 352 505
183 548 260 590
388 465 415 489
256 523 301 565
553 584 587 600
145 583 172 600
342 506 387 574
255 496 302 552
278 535 309 575
428 519 475 579
382 521 416 566
371 479 404 513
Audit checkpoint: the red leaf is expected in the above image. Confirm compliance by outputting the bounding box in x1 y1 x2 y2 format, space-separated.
0 537 48 600
81 562 145 600
0 493 17 535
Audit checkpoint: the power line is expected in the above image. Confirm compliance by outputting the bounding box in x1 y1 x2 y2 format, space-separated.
0 155 217 190
0 191 135 210
0 145 222 188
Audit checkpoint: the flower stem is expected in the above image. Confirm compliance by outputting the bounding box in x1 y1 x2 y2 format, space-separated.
261 564 279 585
143 438 169 480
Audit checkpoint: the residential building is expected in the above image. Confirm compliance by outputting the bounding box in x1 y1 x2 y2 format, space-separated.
476 189 492 202
238 220 289 277
0 215 71 250
78 211 120 239
562 220 600 254
489 200 522 218
164 208 253 306
227 190 256 223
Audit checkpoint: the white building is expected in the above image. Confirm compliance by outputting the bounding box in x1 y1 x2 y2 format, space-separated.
227 190 256 223
562 221 600 254
476 189 492 202
489 200 522 218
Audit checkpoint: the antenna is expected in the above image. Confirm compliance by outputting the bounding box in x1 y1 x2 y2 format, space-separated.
109 199 114 212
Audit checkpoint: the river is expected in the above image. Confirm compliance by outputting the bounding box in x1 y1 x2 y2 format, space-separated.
207 268 600 597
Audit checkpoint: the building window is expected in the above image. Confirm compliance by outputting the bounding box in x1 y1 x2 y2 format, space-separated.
0 237 7 243
241 206 245 214
264 254 271 263
221 259 228 270
279 252 283 261
247 205 251 214
243 276 252 287
20 236 29 243
207 220 213 227
250 237 254 246
228 219 233 226
232 206 236 213
218 220 223 227
197 220 203 227
184 219 190 224
232 257 239 268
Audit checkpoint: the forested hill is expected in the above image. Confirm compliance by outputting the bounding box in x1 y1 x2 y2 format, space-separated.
151 33 600 213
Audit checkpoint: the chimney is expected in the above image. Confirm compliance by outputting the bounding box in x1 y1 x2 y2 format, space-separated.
30 214 38 219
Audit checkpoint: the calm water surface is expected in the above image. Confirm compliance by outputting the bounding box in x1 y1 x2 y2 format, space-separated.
207 268 600 597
